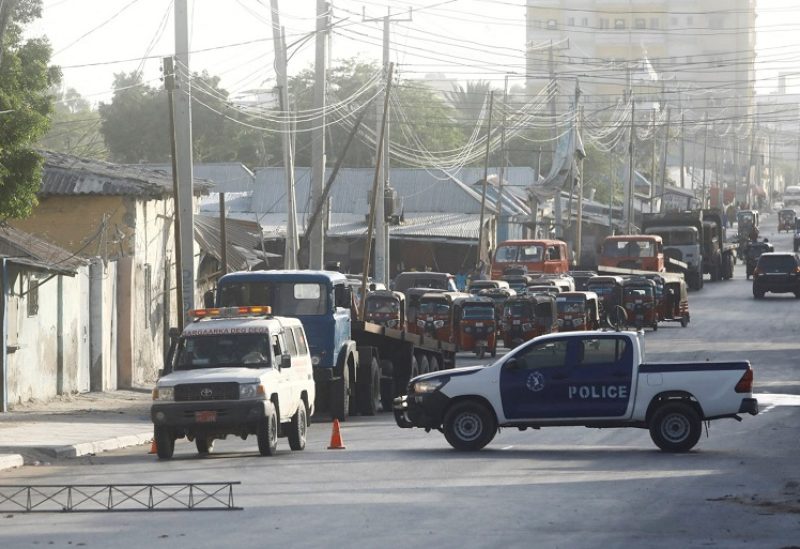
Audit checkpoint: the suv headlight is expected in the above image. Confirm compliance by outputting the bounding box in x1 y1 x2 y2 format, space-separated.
434 320 444 328
153 386 174 401
412 378 445 394
239 383 265 399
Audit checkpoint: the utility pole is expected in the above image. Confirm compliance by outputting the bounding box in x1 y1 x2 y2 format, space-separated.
659 107 671 213
650 110 657 213
270 0 299 269
795 121 800 185
625 100 635 234
576 104 584 269
680 112 686 189
498 75 509 246
361 63 394 319
219 192 228 275
701 112 709 208
308 0 330 270
549 41 562 238
163 56 184 333
364 7 412 284
734 136 740 206
529 146 543 239
174 0 194 323
477 91 495 272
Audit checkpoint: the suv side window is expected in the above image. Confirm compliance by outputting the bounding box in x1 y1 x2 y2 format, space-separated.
578 338 628 366
271 334 282 361
284 329 298 357
293 327 309 355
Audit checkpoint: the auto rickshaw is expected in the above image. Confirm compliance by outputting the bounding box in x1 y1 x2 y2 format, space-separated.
467 279 510 295
477 287 517 326
526 284 561 296
363 290 405 328
501 274 535 293
585 275 625 326
405 287 446 334
745 240 775 279
657 272 690 327
501 294 557 348
452 296 497 358
555 291 600 332
568 270 598 291
535 274 575 292
737 210 759 243
622 277 659 331
415 291 469 341
778 209 796 232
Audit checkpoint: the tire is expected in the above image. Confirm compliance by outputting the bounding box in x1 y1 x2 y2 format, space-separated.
154 426 175 460
652 322 658 332
330 359 351 421
257 401 279 456
287 402 307 451
443 400 497 451
680 316 688 328
357 357 381 416
753 289 765 299
648 402 702 453
710 264 720 282
195 437 214 455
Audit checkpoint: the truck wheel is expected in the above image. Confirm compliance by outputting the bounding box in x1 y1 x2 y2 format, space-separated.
649 402 702 453
443 400 497 451
154 426 175 460
257 401 279 456
710 264 720 282
330 359 351 421
195 437 214 455
357 357 381 416
680 316 689 328
287 403 307 451
726 255 735 279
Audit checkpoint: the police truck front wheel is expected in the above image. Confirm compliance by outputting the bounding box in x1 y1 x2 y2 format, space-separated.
443 400 497 451
257 401 279 456
154 426 175 460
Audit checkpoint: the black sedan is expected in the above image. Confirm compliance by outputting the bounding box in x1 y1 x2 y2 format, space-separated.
752 252 800 299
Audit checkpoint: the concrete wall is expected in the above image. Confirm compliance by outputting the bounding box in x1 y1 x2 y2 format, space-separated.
6 264 91 405
90 259 118 392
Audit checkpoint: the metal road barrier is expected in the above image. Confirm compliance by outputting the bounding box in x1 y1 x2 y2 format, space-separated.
0 482 242 512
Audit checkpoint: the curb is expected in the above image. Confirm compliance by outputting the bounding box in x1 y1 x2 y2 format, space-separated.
0 454 24 472
40 431 154 460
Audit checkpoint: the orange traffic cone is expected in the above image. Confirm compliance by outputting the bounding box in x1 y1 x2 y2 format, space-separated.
148 438 158 454
327 419 346 450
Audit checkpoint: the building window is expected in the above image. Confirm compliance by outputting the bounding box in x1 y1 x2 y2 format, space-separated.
614 18 626 30
27 277 39 317
650 18 659 29
546 19 557 30
634 18 646 30
567 17 575 27
581 17 589 27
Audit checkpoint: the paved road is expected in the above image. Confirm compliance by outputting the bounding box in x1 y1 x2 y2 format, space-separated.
1 215 798 548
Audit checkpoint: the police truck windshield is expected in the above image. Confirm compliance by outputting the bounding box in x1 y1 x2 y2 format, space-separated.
219 281 327 316
176 333 271 370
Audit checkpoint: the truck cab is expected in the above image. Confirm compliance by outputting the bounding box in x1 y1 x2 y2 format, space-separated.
599 235 665 272
152 306 314 459
491 239 570 279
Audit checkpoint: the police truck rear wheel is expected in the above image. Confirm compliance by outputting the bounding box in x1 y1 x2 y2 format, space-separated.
649 402 701 453
257 401 279 456
287 403 307 451
443 401 497 451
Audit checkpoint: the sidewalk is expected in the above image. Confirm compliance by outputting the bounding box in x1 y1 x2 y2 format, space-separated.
0 390 154 472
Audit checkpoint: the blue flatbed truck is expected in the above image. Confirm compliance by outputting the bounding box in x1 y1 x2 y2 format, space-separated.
211 270 456 420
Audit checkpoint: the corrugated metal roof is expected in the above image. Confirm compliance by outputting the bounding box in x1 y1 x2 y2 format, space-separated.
0 225 87 274
194 215 276 271
144 162 255 193
40 151 211 197
251 167 535 216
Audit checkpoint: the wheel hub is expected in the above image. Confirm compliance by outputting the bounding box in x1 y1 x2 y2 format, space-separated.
662 413 689 442
454 412 482 441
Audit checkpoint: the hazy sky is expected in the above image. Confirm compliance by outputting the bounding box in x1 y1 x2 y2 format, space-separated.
26 0 800 104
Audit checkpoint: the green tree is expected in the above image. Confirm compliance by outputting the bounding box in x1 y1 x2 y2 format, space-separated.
39 87 107 159
288 59 464 167
98 71 270 166
0 0 60 218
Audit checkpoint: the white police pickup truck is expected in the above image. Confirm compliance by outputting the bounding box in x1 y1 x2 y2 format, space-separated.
394 331 758 452
151 306 315 459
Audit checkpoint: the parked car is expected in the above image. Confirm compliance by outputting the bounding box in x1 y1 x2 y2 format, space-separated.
752 252 800 299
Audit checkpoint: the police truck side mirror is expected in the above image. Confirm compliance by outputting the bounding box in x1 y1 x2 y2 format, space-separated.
280 353 292 369
203 289 215 308
163 327 181 376
334 284 352 309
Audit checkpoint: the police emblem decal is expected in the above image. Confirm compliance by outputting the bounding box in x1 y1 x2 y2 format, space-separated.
526 371 545 392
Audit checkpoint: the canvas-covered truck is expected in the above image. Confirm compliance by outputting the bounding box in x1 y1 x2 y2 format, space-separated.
642 209 736 290
211 270 456 421
394 330 758 452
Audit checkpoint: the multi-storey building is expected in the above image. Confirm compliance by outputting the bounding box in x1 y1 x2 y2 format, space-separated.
525 0 756 113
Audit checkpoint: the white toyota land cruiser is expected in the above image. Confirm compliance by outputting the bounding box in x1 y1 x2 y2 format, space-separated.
151 306 315 459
